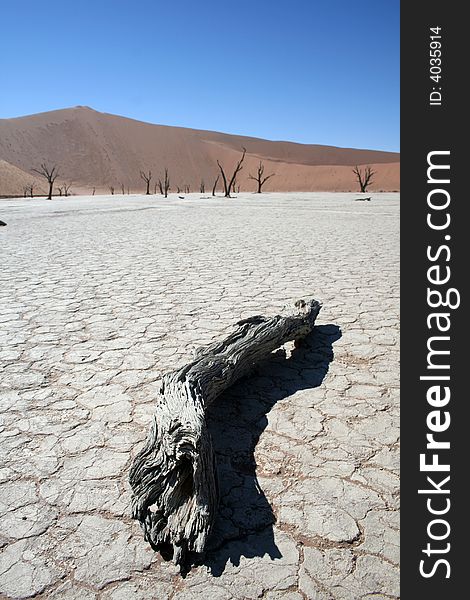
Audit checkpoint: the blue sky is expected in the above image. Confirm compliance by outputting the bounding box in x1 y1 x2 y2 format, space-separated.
1 0 399 151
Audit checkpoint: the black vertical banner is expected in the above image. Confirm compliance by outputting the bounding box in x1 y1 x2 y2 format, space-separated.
401 2 465 598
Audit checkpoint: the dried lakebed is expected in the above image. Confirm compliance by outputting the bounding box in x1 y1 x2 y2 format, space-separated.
0 193 399 599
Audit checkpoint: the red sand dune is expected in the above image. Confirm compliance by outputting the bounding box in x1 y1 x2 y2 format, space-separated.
0 160 46 197
0 106 399 196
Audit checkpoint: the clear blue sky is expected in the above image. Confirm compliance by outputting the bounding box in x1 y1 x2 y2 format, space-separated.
1 0 399 151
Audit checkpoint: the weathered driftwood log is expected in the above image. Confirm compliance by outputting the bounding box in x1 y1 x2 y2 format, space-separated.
129 298 321 566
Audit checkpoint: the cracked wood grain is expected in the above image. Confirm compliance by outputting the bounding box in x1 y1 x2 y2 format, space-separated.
129 299 321 566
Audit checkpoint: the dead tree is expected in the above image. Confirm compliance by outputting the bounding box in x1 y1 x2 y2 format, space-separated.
32 163 59 200
109 186 115 195
63 182 72 197
217 147 246 197
163 168 170 198
353 165 376 193
22 185 29 198
200 179 205 193
140 170 152 195
129 298 321 567
58 186 63 197
249 161 275 193
92 187 96 196
121 183 125 195
212 174 220 196
158 179 164 195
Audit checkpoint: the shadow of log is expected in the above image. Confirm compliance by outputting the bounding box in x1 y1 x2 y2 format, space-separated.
201 323 342 576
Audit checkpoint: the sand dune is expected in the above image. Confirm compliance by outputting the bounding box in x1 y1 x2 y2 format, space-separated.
0 106 399 196
0 160 46 197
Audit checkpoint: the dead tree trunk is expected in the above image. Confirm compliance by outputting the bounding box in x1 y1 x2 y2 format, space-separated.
212 174 219 196
140 170 152 195
353 165 376 193
129 298 321 567
249 161 275 193
32 163 59 200
163 168 170 198
217 147 246 198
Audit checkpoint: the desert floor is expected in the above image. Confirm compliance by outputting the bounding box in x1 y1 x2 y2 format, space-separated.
0 193 399 599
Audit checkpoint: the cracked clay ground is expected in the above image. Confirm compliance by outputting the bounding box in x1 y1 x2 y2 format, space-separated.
0 193 399 599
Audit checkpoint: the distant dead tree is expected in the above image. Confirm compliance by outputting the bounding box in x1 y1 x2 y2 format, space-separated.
109 186 115 195
183 184 190 194
140 170 152 195
127 186 130 195
217 147 246 197
212 174 220 196
32 163 59 199
63 182 72 197
57 186 63 197
120 183 125 195
353 165 376 193
163 168 170 197
92 187 96 196
200 179 205 193
249 161 275 193
158 179 164 195
177 186 182 194
29 183 35 198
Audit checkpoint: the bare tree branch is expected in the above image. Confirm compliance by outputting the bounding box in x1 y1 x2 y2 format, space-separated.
248 161 275 193
140 170 152 195
353 165 376 193
162 168 170 198
129 298 321 568
212 174 220 196
217 148 246 198
216 160 229 196
31 163 59 199
63 182 72 197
